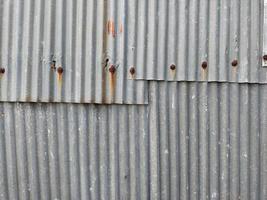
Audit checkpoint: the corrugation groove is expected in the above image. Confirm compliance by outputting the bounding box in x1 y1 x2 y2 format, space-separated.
133 0 267 83
0 0 148 104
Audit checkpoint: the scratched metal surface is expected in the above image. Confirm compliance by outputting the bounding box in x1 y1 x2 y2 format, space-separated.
0 82 267 199
0 0 148 104
133 0 267 83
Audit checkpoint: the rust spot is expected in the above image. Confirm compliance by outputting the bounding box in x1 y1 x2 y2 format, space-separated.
109 66 116 102
170 64 176 70
263 55 267 61
202 61 208 69
201 61 208 80
231 59 238 67
57 67 63 89
51 61 56 70
0 68 5 74
107 20 116 37
109 65 116 74
129 67 135 79
57 67 64 74
129 67 135 75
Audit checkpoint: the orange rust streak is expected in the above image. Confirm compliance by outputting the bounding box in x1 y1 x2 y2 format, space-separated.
109 72 116 102
107 20 116 37
58 74 63 88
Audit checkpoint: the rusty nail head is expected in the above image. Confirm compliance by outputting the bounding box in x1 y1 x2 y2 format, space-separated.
57 67 63 74
170 64 176 70
0 68 5 74
129 67 135 75
109 65 116 74
202 61 208 69
263 55 267 61
0 67 6 74
231 60 238 67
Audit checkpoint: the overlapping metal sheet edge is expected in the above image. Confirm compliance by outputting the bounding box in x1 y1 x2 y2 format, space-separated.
133 0 267 83
0 0 148 104
0 81 267 199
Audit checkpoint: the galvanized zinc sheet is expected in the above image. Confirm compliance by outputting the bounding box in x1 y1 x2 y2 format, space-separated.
134 0 267 83
0 103 150 200
0 0 148 104
149 81 267 199
1 82 267 199
263 0 267 66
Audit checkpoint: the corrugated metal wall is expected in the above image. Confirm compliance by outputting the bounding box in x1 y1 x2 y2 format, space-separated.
134 0 267 83
0 82 267 199
0 0 148 104
149 82 267 200
0 0 267 199
0 103 150 200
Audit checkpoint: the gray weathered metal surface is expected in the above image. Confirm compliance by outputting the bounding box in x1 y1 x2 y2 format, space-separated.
263 0 267 66
0 0 148 104
0 81 267 199
0 103 150 200
134 0 267 83
149 82 267 199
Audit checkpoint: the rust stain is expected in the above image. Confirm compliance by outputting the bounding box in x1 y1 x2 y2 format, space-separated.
0 67 5 78
231 60 238 67
107 20 116 37
109 65 116 101
169 64 176 79
129 67 135 79
201 61 208 80
51 61 56 70
57 67 63 89
201 61 208 69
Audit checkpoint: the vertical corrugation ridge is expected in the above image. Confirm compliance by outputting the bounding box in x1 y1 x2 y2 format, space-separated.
260 85 267 199
207 0 219 81
219 83 230 199
177 0 189 80
198 0 209 81
0 103 8 200
239 84 249 199
148 82 160 199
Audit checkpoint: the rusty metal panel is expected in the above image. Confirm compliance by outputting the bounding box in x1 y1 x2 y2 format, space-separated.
0 82 267 199
0 0 148 104
133 0 267 83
